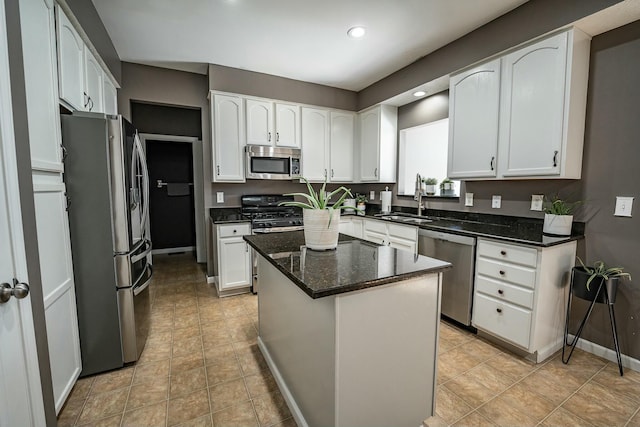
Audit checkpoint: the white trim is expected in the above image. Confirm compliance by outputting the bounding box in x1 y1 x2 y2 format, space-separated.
568 334 640 373
151 246 195 255
206 275 216 284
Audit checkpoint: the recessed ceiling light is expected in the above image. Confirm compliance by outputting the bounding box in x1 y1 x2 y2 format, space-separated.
347 26 366 38
413 90 426 97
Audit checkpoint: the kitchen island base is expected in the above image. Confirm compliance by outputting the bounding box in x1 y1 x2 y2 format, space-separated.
257 255 442 427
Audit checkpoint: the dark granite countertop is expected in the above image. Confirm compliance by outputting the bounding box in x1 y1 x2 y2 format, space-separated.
349 206 584 247
244 231 451 299
210 207 250 224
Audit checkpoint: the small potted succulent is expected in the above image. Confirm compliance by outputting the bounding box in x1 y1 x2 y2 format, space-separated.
422 178 438 196
440 178 454 195
355 194 368 216
543 195 581 236
572 258 632 304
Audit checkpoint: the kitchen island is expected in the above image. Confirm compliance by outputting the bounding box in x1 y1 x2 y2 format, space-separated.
244 231 450 427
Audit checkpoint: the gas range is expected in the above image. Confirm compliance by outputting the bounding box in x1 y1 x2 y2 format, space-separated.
241 194 304 233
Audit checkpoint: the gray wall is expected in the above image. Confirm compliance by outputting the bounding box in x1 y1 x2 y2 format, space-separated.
64 0 121 84
358 0 623 110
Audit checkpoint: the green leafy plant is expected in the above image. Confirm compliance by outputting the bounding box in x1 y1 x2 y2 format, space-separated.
543 195 581 215
422 177 438 185
440 178 453 189
279 177 353 212
577 257 632 291
355 194 368 204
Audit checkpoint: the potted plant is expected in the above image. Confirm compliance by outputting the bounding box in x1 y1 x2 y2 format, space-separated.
543 195 580 236
279 178 353 250
572 258 632 304
440 178 454 195
355 194 367 216
423 178 438 196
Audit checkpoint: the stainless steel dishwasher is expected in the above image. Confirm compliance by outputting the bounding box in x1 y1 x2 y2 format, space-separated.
418 229 476 326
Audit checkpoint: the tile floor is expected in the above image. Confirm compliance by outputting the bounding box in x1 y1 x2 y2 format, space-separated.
57 253 640 427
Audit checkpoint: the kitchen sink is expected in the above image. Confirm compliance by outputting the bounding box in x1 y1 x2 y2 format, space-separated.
380 214 433 224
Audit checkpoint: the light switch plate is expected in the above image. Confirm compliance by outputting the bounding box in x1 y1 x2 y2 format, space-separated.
216 192 224 203
492 195 502 209
614 196 634 217
465 193 474 207
531 194 544 211
369 191 375 201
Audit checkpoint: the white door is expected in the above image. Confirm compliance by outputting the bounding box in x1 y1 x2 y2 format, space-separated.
329 111 354 182
55 4 84 110
448 59 501 179
499 32 568 177
359 107 380 181
0 2 46 423
212 94 245 182
219 237 251 290
301 107 329 181
275 102 300 148
245 98 273 146
83 46 103 112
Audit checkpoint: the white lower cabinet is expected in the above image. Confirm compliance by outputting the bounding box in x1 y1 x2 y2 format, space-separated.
215 223 251 293
361 219 418 254
339 216 363 239
472 238 576 362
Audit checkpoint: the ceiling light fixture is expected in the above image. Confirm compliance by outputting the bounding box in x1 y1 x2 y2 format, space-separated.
347 26 366 38
413 90 426 97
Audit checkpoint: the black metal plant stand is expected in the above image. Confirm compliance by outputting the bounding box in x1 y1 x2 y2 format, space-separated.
562 269 624 376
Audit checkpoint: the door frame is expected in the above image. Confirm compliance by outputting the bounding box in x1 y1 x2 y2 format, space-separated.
139 133 205 262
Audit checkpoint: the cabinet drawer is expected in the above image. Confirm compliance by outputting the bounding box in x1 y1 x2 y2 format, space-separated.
477 239 537 267
363 231 385 245
475 276 534 309
473 293 531 349
387 223 417 241
364 219 387 234
218 223 251 238
476 258 536 289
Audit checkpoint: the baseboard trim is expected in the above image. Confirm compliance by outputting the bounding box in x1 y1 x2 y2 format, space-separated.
206 275 216 284
568 334 640 373
152 246 195 255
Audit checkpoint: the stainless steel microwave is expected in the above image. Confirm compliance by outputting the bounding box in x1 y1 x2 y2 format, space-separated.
245 145 301 180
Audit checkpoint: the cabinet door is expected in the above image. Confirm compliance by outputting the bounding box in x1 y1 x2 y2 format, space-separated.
448 59 501 178
83 46 103 113
275 102 300 148
339 218 354 237
212 94 245 182
499 32 568 177
330 111 355 182
301 107 329 181
245 98 273 146
218 237 251 290
103 77 118 115
55 5 84 110
359 107 380 181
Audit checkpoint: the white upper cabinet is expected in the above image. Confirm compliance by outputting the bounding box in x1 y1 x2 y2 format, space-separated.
330 111 355 182
275 102 300 148
448 59 501 179
359 105 397 182
498 30 589 178
301 107 329 181
245 98 273 146
103 77 118 115
56 5 84 111
83 46 103 113
211 93 246 182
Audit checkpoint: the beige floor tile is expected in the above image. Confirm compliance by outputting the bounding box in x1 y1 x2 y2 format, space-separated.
138 341 172 364
206 358 243 386
519 367 585 405
172 352 205 374
204 343 236 366
127 376 169 411
236 347 268 376
77 413 123 427
172 335 204 358
269 418 297 427
540 407 594 427
173 324 203 339
212 401 258 427
439 323 474 346
57 395 85 427
465 363 516 394
77 387 128 425
436 347 486 383
170 367 207 398
451 410 495 427
484 351 537 381
627 409 640 426
461 338 502 361
562 381 638 426
167 389 211 427
227 322 258 342
592 363 640 403
253 389 292 427
67 376 94 402
544 350 607 382
492 382 556 422
244 370 279 398
209 378 250 412
122 401 167 427
174 414 212 427
477 395 539 426
91 367 134 394
134 359 171 384
435 385 473 424
445 371 501 408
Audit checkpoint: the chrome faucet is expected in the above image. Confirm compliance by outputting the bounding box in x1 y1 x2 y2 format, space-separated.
414 173 425 216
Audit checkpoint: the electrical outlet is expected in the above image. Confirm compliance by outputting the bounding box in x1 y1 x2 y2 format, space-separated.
531 194 544 211
369 191 375 201
492 195 502 209
465 193 474 207
216 192 224 203
614 196 634 217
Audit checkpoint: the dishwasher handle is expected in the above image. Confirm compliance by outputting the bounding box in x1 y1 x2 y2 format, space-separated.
418 229 476 246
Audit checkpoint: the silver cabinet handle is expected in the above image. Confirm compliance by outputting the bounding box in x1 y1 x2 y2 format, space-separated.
217 165 220 175
276 132 279 142
331 169 334 178
268 132 271 142
83 91 89 108
61 144 68 162
490 156 495 171
553 150 558 167
374 167 378 177
0 279 30 304
324 169 327 178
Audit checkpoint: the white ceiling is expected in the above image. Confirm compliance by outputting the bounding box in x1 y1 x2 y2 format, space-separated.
91 0 529 91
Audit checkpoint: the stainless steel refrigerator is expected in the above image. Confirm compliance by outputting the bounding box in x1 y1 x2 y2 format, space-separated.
62 112 152 376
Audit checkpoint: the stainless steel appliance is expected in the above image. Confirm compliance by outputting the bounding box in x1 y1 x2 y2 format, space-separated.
245 145 301 180
418 229 476 326
241 195 304 292
61 112 152 376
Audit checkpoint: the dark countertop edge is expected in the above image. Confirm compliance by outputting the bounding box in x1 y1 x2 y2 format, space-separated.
244 236 452 299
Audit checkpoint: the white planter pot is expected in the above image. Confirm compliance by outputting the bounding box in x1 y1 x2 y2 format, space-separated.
303 209 341 250
356 202 366 216
543 213 573 236
425 185 436 195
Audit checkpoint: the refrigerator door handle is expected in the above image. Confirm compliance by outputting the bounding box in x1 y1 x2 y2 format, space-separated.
133 265 152 296
131 239 152 264
133 132 150 240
